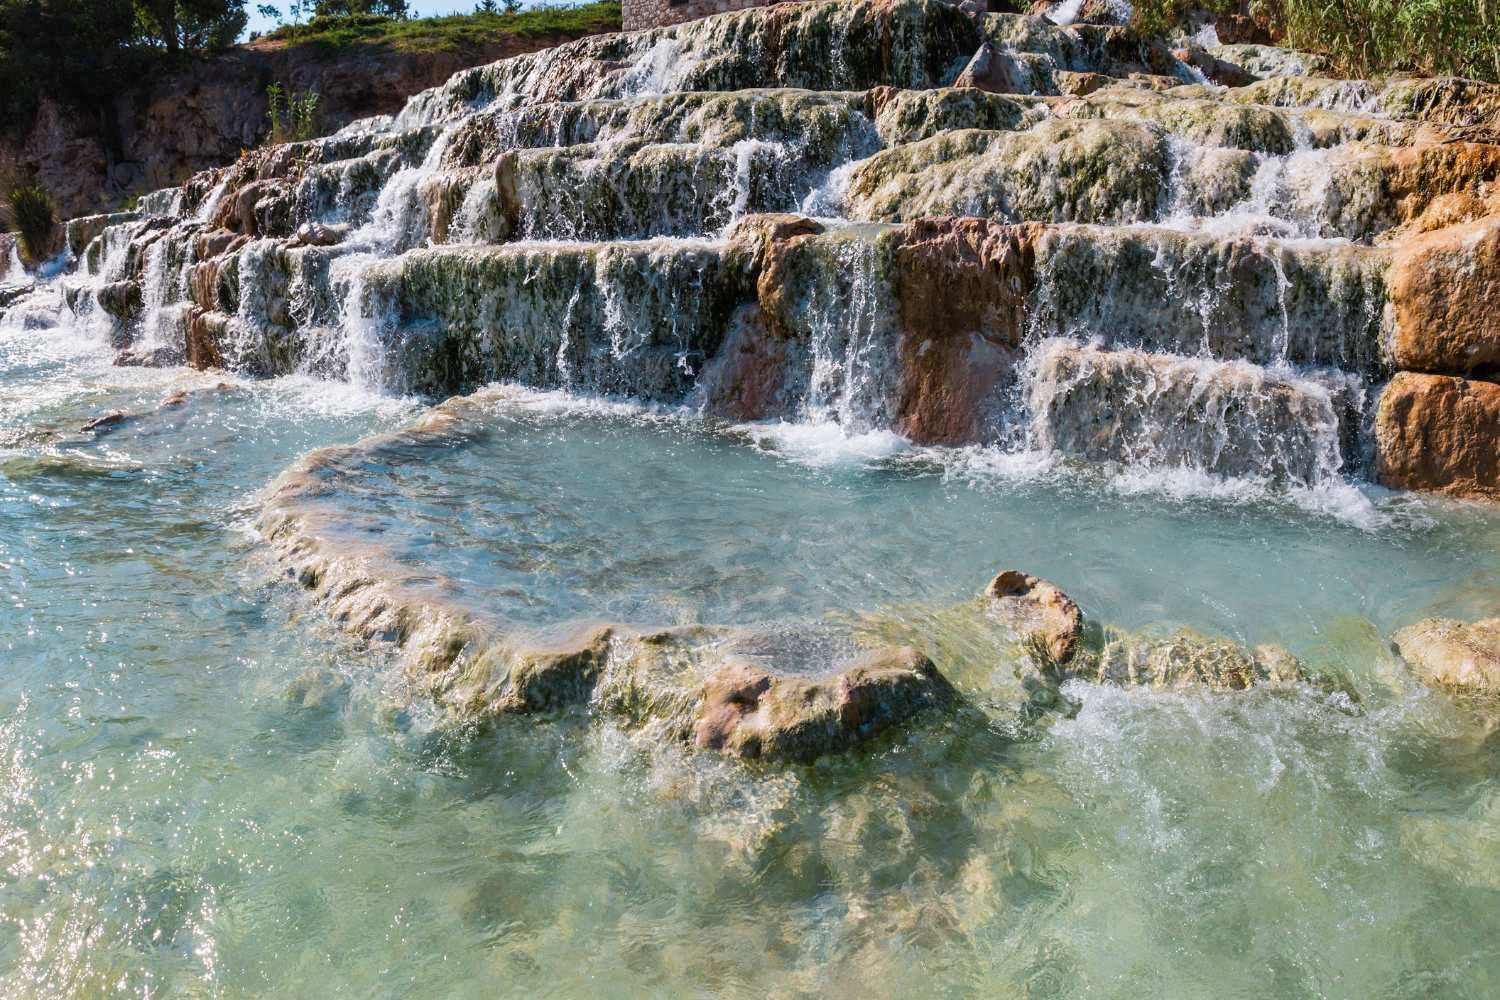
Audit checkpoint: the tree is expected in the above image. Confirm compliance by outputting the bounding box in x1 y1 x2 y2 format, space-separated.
475 0 497 11
0 0 248 138
135 0 248 52
256 3 280 22
311 0 408 16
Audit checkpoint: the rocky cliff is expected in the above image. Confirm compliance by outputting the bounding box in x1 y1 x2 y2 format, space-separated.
0 29 615 220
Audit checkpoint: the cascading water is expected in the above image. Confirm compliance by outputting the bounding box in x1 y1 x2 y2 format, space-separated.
2 241 25 285
7 1 1500 993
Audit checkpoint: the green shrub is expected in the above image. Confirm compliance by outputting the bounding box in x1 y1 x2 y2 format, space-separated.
264 1 621 50
1273 0 1500 82
266 82 319 144
4 185 56 265
1129 0 1498 83
1129 0 1237 38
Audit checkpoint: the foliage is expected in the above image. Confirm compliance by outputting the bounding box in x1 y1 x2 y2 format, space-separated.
265 1 620 50
1128 0 1499 82
266 82 319 144
312 0 407 16
136 0 249 52
1128 0 1236 37
3 185 57 265
0 0 247 138
1270 0 1500 82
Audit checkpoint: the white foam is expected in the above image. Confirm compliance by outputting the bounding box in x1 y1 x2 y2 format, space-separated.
733 419 911 468
256 372 421 421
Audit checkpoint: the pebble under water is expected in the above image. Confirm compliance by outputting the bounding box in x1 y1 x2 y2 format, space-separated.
5 317 1500 998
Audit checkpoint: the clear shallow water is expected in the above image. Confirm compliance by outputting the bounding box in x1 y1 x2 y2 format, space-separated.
321 390 1500 660
3 324 1500 998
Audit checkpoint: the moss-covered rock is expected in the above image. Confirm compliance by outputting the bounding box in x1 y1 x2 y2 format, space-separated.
847 119 1170 225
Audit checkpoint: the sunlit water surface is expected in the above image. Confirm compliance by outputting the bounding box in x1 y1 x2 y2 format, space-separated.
3 321 1500 998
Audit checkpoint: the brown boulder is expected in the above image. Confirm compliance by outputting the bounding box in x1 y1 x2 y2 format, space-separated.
726 213 827 341
194 227 244 261
186 309 229 370
691 645 954 763
1172 45 1258 87
699 305 798 422
953 41 1040 94
889 218 1040 444
1375 372 1500 500
1054 71 1114 96
97 280 142 322
293 221 352 248
982 569 1083 666
1393 618 1500 695
81 411 127 433
1389 213 1500 377
189 261 220 312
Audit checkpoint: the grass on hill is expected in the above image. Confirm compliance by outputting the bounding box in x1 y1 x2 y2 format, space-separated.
265 2 622 52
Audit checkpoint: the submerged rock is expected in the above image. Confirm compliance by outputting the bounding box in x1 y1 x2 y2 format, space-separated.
256 388 962 764
1376 372 1500 500
115 346 186 368
1077 629 1306 691
977 570 1307 694
1393 618 1500 696
81 412 128 433
691 645 955 762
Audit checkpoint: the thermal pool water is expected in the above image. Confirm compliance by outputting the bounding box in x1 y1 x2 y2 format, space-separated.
4 318 1500 997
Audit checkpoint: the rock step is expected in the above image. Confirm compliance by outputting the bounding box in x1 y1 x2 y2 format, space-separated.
847 119 1500 241
170 218 1390 484
1029 341 1361 485
396 0 981 127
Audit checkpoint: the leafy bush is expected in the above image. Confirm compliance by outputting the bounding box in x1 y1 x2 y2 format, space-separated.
1273 0 1500 82
266 82 319 144
4 185 57 265
1128 0 1499 82
1129 0 1237 38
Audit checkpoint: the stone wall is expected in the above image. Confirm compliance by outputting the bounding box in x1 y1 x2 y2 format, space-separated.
623 0 770 32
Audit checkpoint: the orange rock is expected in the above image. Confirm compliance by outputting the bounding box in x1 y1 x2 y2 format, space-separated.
888 218 1040 444
187 308 228 371
1376 372 1500 499
691 646 953 763
1389 212 1500 376
983 569 1082 666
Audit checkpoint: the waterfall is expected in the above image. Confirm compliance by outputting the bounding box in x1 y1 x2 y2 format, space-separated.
1025 340 1351 487
16 0 1458 508
2 241 24 285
